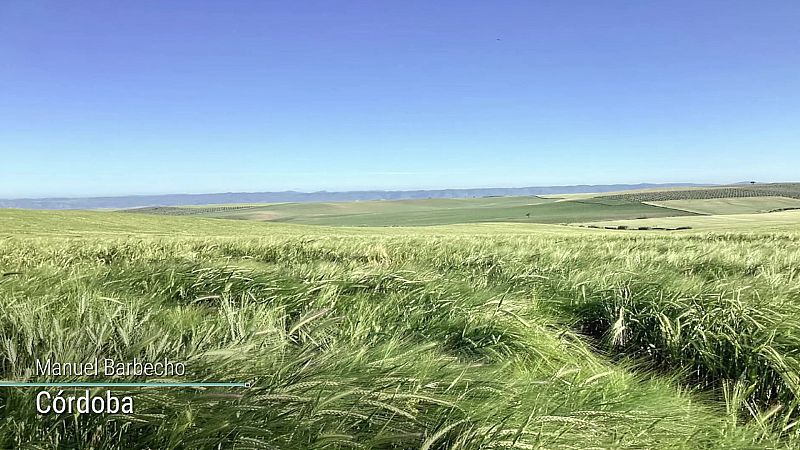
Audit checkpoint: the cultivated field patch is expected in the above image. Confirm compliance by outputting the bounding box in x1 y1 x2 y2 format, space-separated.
647 196 800 215
599 183 800 202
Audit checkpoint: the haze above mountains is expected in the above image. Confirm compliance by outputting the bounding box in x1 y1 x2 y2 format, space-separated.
0 183 703 210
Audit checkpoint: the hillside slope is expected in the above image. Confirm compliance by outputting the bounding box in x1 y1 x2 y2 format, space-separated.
124 196 697 226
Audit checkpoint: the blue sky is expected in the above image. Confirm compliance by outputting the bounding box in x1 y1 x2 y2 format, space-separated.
1 1 799 198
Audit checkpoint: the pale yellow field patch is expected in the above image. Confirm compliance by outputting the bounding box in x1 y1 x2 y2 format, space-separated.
646 196 800 215
577 210 800 231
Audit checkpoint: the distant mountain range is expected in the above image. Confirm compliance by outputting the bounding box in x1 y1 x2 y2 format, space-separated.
0 183 705 210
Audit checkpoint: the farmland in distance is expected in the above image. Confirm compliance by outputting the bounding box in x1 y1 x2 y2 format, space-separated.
1 184 800 449
123 183 800 227
124 195 697 226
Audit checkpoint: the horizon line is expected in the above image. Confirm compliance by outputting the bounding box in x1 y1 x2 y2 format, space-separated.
0 181 725 202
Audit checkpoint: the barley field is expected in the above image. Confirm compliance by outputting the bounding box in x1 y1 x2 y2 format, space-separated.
0 209 799 448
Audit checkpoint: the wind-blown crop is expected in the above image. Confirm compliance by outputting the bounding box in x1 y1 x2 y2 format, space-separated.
0 212 798 448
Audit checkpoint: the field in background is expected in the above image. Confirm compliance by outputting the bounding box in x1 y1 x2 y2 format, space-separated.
579 209 800 231
598 183 800 202
125 194 697 226
124 183 800 227
647 197 800 215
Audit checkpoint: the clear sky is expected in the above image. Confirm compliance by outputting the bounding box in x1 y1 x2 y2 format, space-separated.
1 1 799 198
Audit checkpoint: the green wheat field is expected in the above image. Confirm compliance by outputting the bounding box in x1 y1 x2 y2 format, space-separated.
1 185 800 449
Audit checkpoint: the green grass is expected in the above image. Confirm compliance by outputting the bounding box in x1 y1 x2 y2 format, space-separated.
1 209 800 448
125 196 696 226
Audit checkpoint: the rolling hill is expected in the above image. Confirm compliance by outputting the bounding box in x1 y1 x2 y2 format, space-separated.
124 196 698 226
